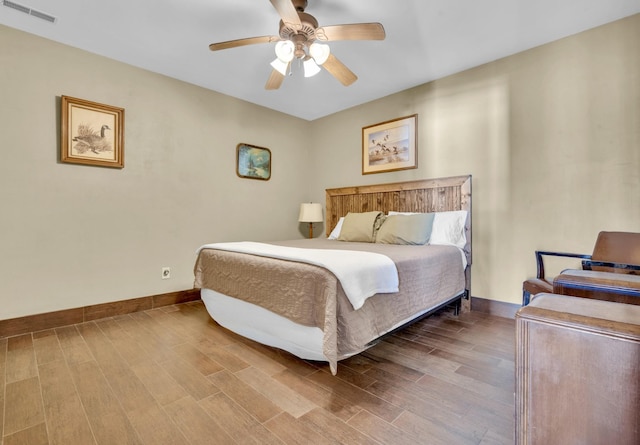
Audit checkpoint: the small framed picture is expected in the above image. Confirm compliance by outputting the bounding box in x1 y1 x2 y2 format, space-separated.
236 143 271 180
362 114 417 174
61 95 124 168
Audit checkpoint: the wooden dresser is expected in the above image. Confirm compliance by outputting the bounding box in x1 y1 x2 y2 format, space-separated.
515 294 640 445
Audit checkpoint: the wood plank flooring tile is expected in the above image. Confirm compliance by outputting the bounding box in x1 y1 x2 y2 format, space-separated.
75 322 164 415
347 410 418 445
55 325 94 365
194 338 250 373
94 318 151 366
208 370 281 423
305 370 404 423
272 369 362 422
362 371 503 443
32 329 64 365
5 334 37 383
199 392 284 445
399 325 476 351
163 396 235 445
416 372 512 421
113 315 179 363
319 362 377 389
363 368 470 418
158 355 220 401
68 360 143 445
337 353 378 374
143 308 200 341
39 359 97 445
364 340 458 376
2 422 48 445
392 409 479 445
299 407 379 445
75 322 128 375
390 334 502 372
171 342 224 376
126 404 188 445
265 412 336 445
417 357 515 406
472 343 517 362
226 342 287 376
235 339 319 377
128 311 186 347
129 359 188 407
359 353 425 383
3 377 45 436
166 311 238 347
455 362 515 391
235 366 316 418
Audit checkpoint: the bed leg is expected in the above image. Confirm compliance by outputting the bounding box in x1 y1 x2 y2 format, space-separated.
453 298 462 316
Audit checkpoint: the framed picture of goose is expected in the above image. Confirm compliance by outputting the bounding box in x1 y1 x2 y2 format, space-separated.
61 95 124 168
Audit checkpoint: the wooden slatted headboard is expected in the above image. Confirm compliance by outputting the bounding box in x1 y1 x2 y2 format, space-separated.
325 175 472 293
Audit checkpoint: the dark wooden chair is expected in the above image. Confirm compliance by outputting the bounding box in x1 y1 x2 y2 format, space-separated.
522 231 640 305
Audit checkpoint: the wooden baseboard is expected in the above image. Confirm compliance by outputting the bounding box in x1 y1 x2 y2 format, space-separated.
0 288 201 338
471 296 521 319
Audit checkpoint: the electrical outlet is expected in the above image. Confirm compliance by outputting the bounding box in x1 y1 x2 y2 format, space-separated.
161 267 171 280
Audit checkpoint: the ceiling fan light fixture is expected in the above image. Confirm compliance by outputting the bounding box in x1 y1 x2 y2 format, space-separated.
274 40 295 62
309 42 330 65
270 58 289 75
303 57 321 77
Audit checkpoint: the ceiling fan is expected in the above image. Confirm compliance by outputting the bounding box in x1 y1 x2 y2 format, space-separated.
208 0 386 90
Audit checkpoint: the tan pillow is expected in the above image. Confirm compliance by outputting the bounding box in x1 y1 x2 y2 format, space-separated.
338 211 385 242
375 213 435 245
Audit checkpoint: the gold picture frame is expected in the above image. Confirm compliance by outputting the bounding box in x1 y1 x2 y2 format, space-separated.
61 95 124 168
236 143 271 180
362 114 417 174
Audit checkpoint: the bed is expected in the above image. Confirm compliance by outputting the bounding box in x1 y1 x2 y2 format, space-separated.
194 175 472 373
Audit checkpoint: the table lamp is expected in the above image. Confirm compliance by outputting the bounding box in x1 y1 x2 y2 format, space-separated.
298 202 323 238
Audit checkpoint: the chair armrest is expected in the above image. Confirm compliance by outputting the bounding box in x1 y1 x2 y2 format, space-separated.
582 260 640 272
535 250 592 280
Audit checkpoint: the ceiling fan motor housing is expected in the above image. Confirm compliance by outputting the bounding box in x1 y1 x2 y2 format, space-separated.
279 12 318 40
279 11 319 58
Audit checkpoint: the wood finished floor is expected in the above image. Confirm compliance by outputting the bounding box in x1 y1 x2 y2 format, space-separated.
0 301 515 445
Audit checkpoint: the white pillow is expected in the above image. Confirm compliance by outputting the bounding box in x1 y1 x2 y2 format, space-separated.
327 217 344 240
429 210 468 249
388 210 468 248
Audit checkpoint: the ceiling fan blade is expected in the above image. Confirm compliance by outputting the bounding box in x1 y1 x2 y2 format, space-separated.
316 23 385 41
209 35 278 51
269 0 302 28
322 53 357 86
265 68 287 90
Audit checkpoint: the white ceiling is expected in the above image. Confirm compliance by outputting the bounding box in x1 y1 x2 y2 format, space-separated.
1 0 638 121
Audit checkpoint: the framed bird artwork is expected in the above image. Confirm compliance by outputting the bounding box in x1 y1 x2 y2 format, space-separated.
61 95 124 168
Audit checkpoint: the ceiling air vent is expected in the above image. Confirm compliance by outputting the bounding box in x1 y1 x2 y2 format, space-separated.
2 0 57 23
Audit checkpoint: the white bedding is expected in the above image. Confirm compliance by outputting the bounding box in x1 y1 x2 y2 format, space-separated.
197 241 399 310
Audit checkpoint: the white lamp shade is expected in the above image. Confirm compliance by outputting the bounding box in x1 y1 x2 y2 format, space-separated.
309 42 330 65
270 58 289 75
274 40 295 62
303 58 321 77
298 202 323 222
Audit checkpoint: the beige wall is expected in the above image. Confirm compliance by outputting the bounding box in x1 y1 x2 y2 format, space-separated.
1 14 638 319
0 25 311 319
309 14 640 304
